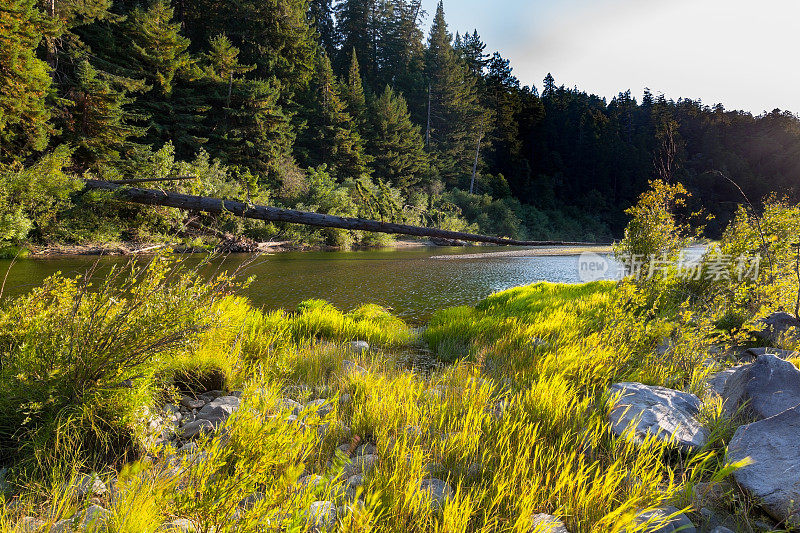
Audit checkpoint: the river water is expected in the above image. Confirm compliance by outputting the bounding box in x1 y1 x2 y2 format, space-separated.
0 247 615 323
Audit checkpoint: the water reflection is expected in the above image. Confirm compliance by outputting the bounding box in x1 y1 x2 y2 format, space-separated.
0 247 617 323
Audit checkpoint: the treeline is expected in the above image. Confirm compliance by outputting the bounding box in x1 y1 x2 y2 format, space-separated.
1 0 799 247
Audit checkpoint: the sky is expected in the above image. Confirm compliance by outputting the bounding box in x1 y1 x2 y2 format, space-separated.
420 0 800 115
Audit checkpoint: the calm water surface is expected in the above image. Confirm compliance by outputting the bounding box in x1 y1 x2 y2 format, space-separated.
0 247 611 323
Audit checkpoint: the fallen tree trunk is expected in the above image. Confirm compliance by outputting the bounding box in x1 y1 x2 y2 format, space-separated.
84 179 601 247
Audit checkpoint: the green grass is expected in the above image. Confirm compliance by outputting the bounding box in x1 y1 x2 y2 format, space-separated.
0 261 781 532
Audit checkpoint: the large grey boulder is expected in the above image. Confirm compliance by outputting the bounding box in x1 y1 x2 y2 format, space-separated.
608 383 708 450
528 513 569 532
721 355 800 419
706 366 745 396
758 311 800 345
633 506 696 532
728 404 800 523
195 396 240 427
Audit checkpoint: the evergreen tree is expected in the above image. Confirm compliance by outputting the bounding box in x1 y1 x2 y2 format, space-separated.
366 85 428 189
485 52 526 191
308 0 337 58
0 0 53 164
456 30 488 78
297 53 371 181
335 0 379 84
542 73 556 99
182 0 316 101
119 0 206 156
342 49 367 129
61 60 146 169
424 1 488 186
125 0 193 97
375 0 426 120
199 35 294 177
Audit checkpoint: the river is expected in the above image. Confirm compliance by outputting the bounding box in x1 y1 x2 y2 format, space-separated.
0 246 616 323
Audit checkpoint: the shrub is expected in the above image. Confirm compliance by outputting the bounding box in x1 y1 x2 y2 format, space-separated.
0 254 239 475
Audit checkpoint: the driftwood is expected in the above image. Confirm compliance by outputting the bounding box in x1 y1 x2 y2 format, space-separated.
83 179 599 247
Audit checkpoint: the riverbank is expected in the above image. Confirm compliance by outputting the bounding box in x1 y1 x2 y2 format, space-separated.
0 259 795 532
21 238 446 258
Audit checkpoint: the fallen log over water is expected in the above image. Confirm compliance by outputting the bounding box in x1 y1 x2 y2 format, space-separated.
83 179 601 247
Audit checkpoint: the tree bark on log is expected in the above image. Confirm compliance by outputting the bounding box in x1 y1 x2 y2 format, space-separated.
83 179 601 247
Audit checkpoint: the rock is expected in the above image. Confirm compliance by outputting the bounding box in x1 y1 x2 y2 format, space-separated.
180 395 205 410
79 505 109 529
179 419 214 440
344 454 377 477
722 354 800 419
49 519 74 533
342 360 367 375
348 341 370 354
728 404 800 523
298 474 325 492
162 518 194 532
306 501 337 530
338 393 352 406
528 513 569 532
277 398 302 416
238 492 264 510
418 478 452 510
633 506 696 533
195 396 240 427
73 473 107 498
306 399 334 417
691 480 733 510
706 366 745 396
178 442 197 455
15 517 46 532
355 443 376 457
608 382 708 450
759 311 800 345
709 527 735 533
737 347 799 362
345 474 363 498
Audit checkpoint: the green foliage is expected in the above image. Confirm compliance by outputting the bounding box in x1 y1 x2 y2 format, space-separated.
424 2 490 187
0 146 81 245
614 179 691 276
366 86 429 190
0 255 238 475
61 60 146 169
297 53 371 182
0 0 53 164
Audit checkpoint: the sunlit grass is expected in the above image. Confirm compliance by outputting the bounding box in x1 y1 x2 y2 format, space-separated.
0 273 743 532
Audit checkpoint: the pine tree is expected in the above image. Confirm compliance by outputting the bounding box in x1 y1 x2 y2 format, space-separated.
199 35 293 177
0 0 53 164
182 0 316 101
297 53 371 181
366 85 428 190
456 30 488 78
124 0 193 97
542 73 556 99
342 49 367 129
119 0 207 157
335 0 379 84
61 60 146 169
308 0 337 58
424 1 488 187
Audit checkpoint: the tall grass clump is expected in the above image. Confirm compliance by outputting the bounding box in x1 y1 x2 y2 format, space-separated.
0 254 239 477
